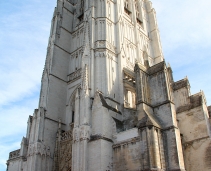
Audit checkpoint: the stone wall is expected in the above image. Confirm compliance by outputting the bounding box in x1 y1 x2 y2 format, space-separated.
113 137 141 171
208 106 211 117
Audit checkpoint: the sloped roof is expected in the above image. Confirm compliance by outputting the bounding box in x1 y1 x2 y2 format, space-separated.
137 110 161 129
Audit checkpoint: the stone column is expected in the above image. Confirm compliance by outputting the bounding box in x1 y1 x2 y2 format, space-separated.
79 125 90 171
72 128 80 171
74 89 80 127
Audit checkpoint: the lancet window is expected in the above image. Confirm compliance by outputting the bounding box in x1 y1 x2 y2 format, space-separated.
124 0 131 15
78 0 84 21
124 90 136 108
135 0 140 18
123 71 136 109
134 0 143 27
70 94 75 124
124 0 129 9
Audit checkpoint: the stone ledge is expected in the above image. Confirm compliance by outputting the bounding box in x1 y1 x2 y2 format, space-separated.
135 61 166 76
182 136 209 148
177 93 202 113
89 134 113 143
208 106 211 117
9 149 20 160
98 92 121 114
137 100 174 109
172 78 189 91
113 136 140 149
148 61 165 75
123 67 135 78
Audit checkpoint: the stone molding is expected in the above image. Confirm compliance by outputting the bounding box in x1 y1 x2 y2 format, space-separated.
94 40 116 53
27 142 50 157
98 92 121 114
177 93 202 113
112 136 140 149
148 61 165 75
183 136 209 149
70 48 83 58
72 28 84 39
135 61 166 76
172 78 189 91
9 149 20 160
73 127 90 142
61 130 73 141
90 134 113 143
80 127 90 141
67 68 82 83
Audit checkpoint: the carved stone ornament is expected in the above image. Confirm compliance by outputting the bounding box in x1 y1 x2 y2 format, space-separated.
94 40 116 52
68 69 82 82
61 130 73 141
73 128 80 142
80 127 90 141
9 149 20 159
27 142 50 157
59 141 72 171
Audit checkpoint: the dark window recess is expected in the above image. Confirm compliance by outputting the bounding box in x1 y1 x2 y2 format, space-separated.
124 7 131 15
137 18 143 25
72 111 75 123
78 14 84 22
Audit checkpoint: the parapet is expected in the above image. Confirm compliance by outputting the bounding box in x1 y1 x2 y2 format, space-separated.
172 78 190 91
177 92 203 113
8 149 20 161
148 61 165 75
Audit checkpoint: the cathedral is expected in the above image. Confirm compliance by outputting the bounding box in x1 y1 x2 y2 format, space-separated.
7 0 211 171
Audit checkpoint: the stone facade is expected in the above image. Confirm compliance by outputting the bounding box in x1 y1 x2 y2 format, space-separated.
7 0 211 171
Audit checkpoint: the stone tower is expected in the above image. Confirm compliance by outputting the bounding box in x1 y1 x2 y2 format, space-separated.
7 0 211 171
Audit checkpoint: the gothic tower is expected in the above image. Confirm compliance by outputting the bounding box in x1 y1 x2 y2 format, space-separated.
7 0 211 171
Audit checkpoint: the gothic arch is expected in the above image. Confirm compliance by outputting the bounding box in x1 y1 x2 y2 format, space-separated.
67 85 81 106
66 85 81 125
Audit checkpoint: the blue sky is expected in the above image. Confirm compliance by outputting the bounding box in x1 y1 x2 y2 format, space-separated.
0 0 210 170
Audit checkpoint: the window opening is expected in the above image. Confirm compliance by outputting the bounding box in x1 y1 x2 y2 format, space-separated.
124 0 131 15
72 110 75 123
135 0 143 26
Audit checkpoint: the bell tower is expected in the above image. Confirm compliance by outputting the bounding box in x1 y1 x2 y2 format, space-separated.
7 1 211 171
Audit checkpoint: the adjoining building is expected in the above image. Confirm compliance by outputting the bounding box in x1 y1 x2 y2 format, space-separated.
7 0 211 170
